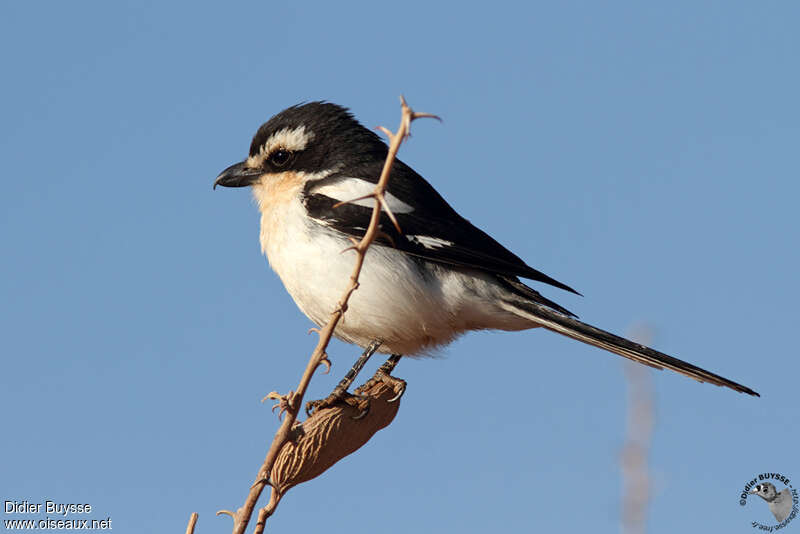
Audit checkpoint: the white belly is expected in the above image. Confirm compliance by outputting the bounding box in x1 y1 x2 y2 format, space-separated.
257 193 532 355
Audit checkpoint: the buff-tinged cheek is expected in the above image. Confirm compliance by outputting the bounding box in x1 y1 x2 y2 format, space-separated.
253 172 310 261
252 172 306 212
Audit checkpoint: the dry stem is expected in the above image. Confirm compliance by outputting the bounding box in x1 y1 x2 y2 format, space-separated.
185 513 198 534
208 97 437 534
621 325 656 534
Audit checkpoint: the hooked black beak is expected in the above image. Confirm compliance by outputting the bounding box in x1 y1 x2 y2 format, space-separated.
213 161 262 190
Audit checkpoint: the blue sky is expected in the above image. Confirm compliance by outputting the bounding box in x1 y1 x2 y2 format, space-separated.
2 2 798 532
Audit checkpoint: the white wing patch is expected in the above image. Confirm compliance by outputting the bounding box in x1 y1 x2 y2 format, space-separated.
247 126 314 168
409 235 453 249
312 177 415 214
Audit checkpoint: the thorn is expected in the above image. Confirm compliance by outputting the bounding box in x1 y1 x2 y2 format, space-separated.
332 192 376 210
340 245 358 255
317 355 331 374
377 195 402 233
376 230 396 248
411 111 442 122
308 327 321 335
376 125 394 141
216 510 236 519
250 476 273 490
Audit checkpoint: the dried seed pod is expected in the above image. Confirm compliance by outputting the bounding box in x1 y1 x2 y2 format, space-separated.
265 374 404 515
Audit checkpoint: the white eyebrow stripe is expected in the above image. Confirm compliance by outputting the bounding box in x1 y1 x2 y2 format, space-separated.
408 235 453 249
312 177 415 214
246 126 314 167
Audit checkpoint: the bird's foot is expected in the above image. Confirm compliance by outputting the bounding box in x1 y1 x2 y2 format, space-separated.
355 367 406 403
263 390 297 420
305 340 384 418
306 354 405 418
305 390 371 419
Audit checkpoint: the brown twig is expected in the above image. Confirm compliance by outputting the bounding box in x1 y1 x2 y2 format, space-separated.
213 96 437 534
185 512 198 534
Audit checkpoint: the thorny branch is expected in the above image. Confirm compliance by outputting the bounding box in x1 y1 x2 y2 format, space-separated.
186 97 438 534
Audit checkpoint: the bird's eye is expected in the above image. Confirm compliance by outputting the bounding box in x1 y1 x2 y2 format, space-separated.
269 149 292 167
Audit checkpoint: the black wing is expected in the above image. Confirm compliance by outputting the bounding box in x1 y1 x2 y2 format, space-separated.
303 159 580 316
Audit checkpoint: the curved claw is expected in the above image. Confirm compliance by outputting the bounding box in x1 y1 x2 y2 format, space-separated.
304 400 317 418
349 394 371 420
262 391 279 403
351 404 370 420
264 390 294 420
387 384 406 403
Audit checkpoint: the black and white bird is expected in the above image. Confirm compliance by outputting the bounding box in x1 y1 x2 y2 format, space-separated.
750 483 793 522
214 102 758 407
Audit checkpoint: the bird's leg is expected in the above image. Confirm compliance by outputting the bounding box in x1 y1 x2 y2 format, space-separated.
355 354 406 402
305 339 382 416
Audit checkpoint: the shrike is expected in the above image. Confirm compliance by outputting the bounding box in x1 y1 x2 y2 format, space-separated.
215 102 758 409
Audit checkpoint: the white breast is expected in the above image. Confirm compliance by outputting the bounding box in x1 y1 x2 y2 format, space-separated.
253 183 532 355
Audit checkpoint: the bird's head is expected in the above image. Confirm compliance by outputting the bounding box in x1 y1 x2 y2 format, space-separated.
750 482 778 502
214 102 386 192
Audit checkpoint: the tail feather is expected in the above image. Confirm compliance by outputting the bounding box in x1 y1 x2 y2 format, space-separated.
500 299 759 397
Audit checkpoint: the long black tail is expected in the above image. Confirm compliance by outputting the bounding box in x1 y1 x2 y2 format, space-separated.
500 298 759 397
